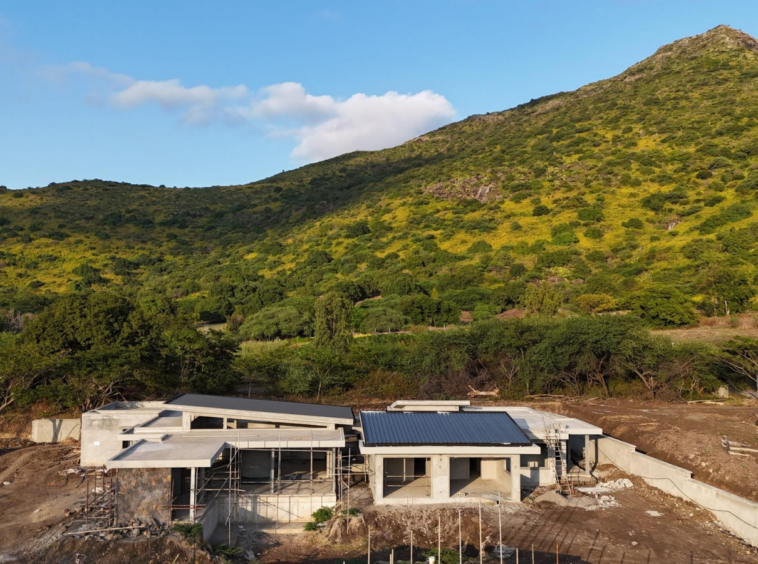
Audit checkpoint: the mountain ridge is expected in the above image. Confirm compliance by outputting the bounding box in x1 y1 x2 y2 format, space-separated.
3 25 758 330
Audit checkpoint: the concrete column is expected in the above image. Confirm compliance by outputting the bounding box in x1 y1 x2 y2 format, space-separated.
431 455 450 501
374 456 384 501
584 435 591 477
270 449 275 493
510 456 521 502
182 412 192 431
189 467 197 521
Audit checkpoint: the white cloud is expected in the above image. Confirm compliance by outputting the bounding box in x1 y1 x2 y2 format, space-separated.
286 90 455 162
47 62 456 162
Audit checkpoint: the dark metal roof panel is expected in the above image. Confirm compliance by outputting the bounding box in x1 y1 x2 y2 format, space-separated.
165 394 354 422
360 411 532 446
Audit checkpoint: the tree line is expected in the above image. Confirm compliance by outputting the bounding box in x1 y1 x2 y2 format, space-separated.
1 289 757 416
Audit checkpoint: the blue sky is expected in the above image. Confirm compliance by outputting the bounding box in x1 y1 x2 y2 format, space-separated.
1 1 757 189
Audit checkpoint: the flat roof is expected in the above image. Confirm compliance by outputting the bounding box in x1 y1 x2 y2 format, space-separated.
164 393 354 423
463 406 602 438
360 411 532 447
107 436 226 469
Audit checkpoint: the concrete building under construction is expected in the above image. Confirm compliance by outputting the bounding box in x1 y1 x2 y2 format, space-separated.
79 395 602 540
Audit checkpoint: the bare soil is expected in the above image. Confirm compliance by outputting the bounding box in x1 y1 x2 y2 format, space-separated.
533 398 758 503
2 398 758 563
249 467 758 563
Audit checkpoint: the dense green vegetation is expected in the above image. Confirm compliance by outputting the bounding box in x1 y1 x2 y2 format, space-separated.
3 26 758 412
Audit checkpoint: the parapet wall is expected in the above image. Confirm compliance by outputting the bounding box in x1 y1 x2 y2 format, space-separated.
597 435 758 548
31 418 81 443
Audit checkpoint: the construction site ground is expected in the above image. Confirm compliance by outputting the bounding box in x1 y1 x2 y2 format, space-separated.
0 397 757 563
242 466 757 564
532 398 758 503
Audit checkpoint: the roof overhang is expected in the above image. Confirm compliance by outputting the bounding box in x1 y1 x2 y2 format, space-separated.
359 441 540 456
106 437 226 469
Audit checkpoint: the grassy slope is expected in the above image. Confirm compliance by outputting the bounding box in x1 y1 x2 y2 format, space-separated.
2 25 758 314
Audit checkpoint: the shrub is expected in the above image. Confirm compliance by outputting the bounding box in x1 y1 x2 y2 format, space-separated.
584 227 603 239
532 204 551 216
625 285 697 327
621 217 644 229
524 282 562 316
577 207 604 222
312 507 334 523
576 293 617 314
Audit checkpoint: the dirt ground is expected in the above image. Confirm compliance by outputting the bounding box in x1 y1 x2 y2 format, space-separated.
1 398 757 563
532 398 758 503
247 467 757 563
0 440 88 558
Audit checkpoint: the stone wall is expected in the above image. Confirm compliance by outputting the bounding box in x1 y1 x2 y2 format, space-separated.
116 468 172 525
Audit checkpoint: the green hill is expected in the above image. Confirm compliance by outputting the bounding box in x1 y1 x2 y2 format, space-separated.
4 25 758 332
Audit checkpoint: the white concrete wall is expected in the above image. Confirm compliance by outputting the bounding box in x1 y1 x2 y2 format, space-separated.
519 467 554 487
226 493 337 523
81 407 164 466
597 435 758 548
31 418 81 443
197 498 219 542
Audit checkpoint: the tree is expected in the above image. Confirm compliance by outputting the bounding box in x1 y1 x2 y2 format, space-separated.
533 316 645 397
716 337 758 391
625 285 696 327
280 346 354 399
238 306 312 340
576 293 617 314
0 335 61 413
617 334 671 398
314 292 353 352
524 282 562 316
359 307 409 333
234 341 288 395
699 266 755 316
490 282 526 312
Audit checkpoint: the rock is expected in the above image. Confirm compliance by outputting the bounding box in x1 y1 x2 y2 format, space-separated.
492 544 515 557
2 481 11 486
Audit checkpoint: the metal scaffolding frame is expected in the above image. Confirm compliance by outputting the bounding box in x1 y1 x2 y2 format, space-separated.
164 436 373 532
81 467 117 529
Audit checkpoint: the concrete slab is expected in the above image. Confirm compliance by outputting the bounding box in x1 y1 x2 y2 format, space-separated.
464 406 602 439
106 436 226 469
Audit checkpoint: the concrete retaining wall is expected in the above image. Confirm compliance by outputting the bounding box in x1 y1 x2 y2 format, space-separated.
197 498 219 542
222 493 337 523
597 435 758 548
31 418 80 443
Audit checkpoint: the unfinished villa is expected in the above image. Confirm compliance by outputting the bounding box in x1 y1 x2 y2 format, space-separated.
79 395 602 539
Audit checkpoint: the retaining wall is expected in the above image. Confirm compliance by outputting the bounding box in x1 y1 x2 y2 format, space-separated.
197 498 219 542
31 418 80 443
115 468 172 525
597 435 758 547
220 493 337 523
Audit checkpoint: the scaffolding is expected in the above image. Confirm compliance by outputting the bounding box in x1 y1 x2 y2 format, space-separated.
82 467 116 529
164 436 371 533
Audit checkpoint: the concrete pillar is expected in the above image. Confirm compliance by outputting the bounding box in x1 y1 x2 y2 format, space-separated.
182 412 192 431
270 449 275 493
189 467 197 521
510 456 521 502
584 435 591 477
374 456 384 501
431 455 450 501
